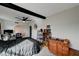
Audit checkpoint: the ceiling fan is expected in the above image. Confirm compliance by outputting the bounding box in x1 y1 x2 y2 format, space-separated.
15 16 32 23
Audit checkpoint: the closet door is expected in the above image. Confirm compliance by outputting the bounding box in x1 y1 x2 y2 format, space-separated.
48 39 57 55
57 41 63 56
62 44 69 56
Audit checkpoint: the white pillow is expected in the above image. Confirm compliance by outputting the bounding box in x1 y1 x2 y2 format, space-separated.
3 36 9 41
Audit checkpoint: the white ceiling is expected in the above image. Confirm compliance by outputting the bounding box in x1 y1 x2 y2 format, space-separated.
0 3 79 21
14 3 79 17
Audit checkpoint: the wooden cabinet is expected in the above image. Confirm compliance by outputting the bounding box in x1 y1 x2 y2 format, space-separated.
48 39 57 55
62 46 69 56
57 41 63 55
48 39 70 56
48 39 57 54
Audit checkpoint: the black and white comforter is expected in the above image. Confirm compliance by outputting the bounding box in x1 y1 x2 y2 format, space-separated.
0 39 40 56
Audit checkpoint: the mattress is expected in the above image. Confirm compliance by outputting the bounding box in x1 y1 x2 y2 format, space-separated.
0 39 40 56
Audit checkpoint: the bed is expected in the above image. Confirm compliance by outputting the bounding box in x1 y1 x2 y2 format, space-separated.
0 38 41 56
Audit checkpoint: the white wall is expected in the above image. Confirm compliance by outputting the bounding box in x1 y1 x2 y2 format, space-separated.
0 5 79 50
43 6 79 50
0 19 30 37
0 18 15 34
29 17 45 39
0 19 5 33
14 22 30 37
3 20 15 30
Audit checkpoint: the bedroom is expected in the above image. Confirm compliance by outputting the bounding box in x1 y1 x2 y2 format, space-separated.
0 3 79 56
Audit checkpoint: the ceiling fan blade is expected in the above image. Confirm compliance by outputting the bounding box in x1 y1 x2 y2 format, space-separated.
15 16 32 22
26 20 31 21
15 17 22 20
25 17 28 19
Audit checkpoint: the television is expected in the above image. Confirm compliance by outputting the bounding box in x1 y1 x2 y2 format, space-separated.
4 30 13 34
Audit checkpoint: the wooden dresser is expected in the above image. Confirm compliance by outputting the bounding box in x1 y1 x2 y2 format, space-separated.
48 38 70 56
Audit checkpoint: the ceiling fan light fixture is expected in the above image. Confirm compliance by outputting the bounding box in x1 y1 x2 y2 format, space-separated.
22 20 25 23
